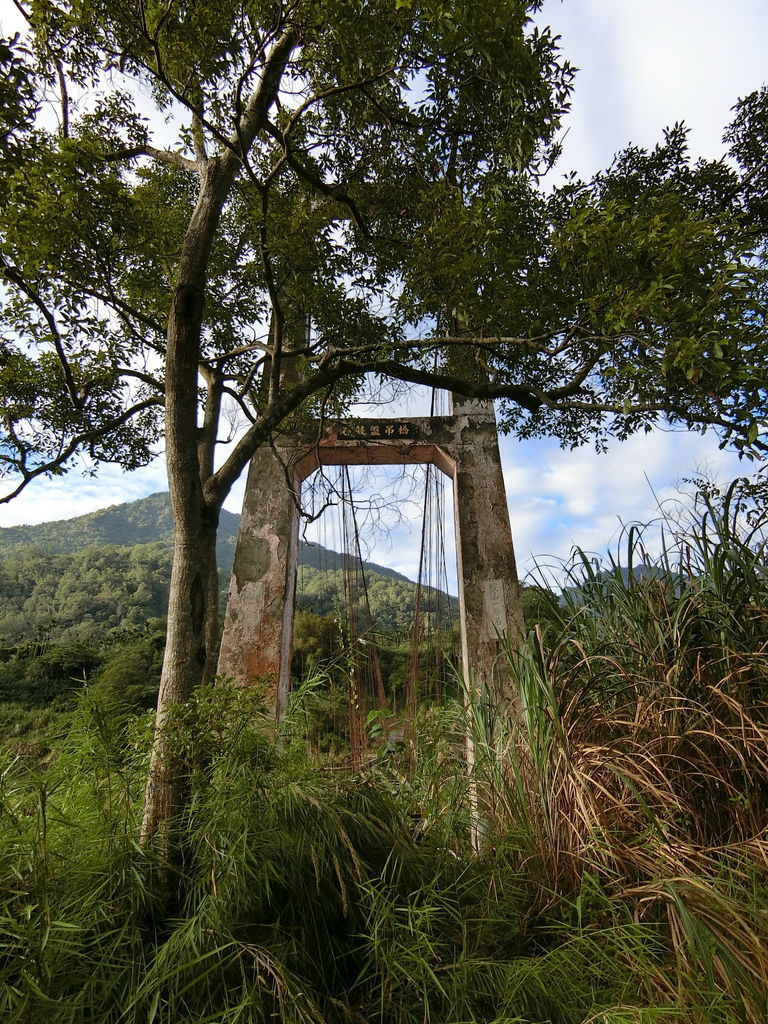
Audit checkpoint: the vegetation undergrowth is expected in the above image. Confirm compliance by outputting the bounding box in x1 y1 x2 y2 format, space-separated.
1 480 766 1022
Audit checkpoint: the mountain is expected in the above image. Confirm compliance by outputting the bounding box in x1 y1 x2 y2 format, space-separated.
0 492 412 584
0 493 453 649
0 492 238 556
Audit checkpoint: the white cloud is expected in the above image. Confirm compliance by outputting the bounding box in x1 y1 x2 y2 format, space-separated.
540 0 768 177
0 459 169 528
0 2 26 36
503 428 748 577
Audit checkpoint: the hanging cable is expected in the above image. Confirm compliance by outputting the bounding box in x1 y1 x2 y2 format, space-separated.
294 387 459 764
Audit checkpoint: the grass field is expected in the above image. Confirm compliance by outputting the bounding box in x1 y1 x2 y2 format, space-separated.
1 480 766 1023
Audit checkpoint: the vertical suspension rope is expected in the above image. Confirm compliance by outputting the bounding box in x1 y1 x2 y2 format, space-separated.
405 386 459 731
327 467 344 747
338 469 361 766
296 393 458 764
344 468 388 710
405 462 432 724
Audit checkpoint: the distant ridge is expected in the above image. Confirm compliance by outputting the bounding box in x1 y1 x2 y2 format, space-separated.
0 492 234 553
0 491 413 583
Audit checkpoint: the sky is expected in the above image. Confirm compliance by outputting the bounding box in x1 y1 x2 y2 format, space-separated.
0 0 766 586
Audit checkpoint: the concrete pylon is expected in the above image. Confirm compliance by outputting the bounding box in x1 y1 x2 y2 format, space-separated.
216 442 301 715
450 395 524 708
217 402 523 716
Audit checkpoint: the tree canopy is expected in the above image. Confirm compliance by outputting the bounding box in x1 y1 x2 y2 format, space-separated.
0 0 571 503
1 6 765 508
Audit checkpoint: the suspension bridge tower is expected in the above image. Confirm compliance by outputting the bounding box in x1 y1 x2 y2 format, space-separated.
217 395 524 717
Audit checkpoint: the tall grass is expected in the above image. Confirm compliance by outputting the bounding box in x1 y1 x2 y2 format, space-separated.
475 479 768 1022
0 479 766 1022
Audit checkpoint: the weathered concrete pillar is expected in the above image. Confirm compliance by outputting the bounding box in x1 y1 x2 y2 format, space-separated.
216 444 299 716
450 396 524 709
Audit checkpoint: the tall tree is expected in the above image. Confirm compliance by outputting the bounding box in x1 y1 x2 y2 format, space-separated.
1 0 574 846
0 6 766 848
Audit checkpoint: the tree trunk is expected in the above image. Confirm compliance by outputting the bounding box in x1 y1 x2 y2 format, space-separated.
138 28 308 853
140 159 229 850
140 498 219 849
201 553 222 686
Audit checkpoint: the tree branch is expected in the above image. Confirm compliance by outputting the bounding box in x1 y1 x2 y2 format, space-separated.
223 26 302 176
207 357 354 504
100 144 198 172
198 364 223 480
206 353 543 505
0 254 82 410
263 119 370 235
334 358 543 412
0 397 162 504
277 68 395 143
221 385 256 424
115 367 164 391
83 285 166 339
54 57 69 138
205 337 272 364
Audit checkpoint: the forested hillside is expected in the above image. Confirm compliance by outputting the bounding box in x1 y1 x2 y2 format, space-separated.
0 541 454 647
0 493 560 719
0 492 238 554
0 494 460 710
0 492 412 581
0 543 173 645
0 492 448 644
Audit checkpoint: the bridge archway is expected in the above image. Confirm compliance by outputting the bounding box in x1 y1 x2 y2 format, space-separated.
218 398 524 716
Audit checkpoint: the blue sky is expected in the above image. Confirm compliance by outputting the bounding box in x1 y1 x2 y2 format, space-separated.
0 0 765 586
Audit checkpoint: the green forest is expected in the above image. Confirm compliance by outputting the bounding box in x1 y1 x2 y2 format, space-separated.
0 492 463 723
